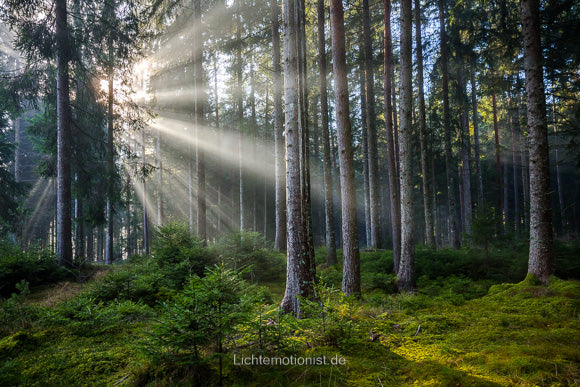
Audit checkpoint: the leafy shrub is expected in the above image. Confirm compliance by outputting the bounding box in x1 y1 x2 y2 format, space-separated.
43 294 153 335
212 232 285 282
0 280 43 337
152 222 216 286
0 241 69 297
145 264 258 365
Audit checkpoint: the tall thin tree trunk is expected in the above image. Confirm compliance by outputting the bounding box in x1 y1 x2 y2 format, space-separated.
397 0 415 292
330 0 361 296
414 0 434 248
470 61 483 206
193 0 206 243
522 0 554 284
280 0 315 315
510 92 520 233
493 93 503 232
552 102 566 231
55 0 73 267
438 0 459 248
297 0 316 280
521 124 530 233
384 0 401 271
214 55 222 235
142 128 149 255
156 128 163 226
362 0 380 248
86 226 94 261
317 0 337 265
503 161 509 230
250 60 258 232
272 0 286 251
236 14 245 234
360 63 371 247
457 62 472 234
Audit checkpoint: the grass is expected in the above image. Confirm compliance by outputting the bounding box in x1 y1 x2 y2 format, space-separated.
0 244 579 386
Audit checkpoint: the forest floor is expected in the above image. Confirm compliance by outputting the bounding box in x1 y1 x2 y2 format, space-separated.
1 241 579 386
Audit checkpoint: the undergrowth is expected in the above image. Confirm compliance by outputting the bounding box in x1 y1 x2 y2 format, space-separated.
1 229 579 386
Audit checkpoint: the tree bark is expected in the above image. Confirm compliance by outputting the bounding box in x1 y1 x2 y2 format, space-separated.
317 0 337 265
280 0 315 315
470 61 484 206
492 93 503 232
552 102 565 231
55 0 73 267
142 127 149 255
438 0 459 249
397 0 416 292
362 0 380 248
330 0 361 297
272 0 287 251
510 92 520 233
521 0 554 284
360 62 371 247
414 0 434 248
384 0 401 272
457 62 472 234
105 0 115 265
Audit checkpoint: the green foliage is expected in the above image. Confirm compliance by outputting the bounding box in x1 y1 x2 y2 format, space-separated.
0 280 42 337
152 222 216 286
0 241 69 297
41 295 153 336
84 263 168 305
212 232 285 282
145 264 258 369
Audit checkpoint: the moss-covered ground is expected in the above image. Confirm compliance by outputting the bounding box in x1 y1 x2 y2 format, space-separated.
1 240 579 386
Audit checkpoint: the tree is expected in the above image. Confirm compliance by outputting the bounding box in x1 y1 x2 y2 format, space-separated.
438 0 459 248
362 0 380 248
414 0 434 248
521 0 554 284
397 0 415 292
280 0 316 315
330 0 360 297
193 0 207 243
55 0 73 267
316 0 337 266
271 0 286 252
384 0 401 271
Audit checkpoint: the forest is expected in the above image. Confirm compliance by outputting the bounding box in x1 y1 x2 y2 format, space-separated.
0 0 579 385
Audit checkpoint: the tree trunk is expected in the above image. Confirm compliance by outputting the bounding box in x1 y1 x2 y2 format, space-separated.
317 0 337 265
384 0 401 272
330 0 361 297
397 0 416 292
360 62 371 247
470 61 484 206
414 0 434 248
272 0 286 251
55 0 73 267
236 14 245 234
297 0 315 280
438 0 459 248
362 0 380 248
552 102 566 231
493 93 503 232
193 0 206 243
510 92 520 233
457 62 472 234
142 127 149 255
86 226 94 262
214 55 222 235
105 0 115 265
522 0 553 284
280 0 315 315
